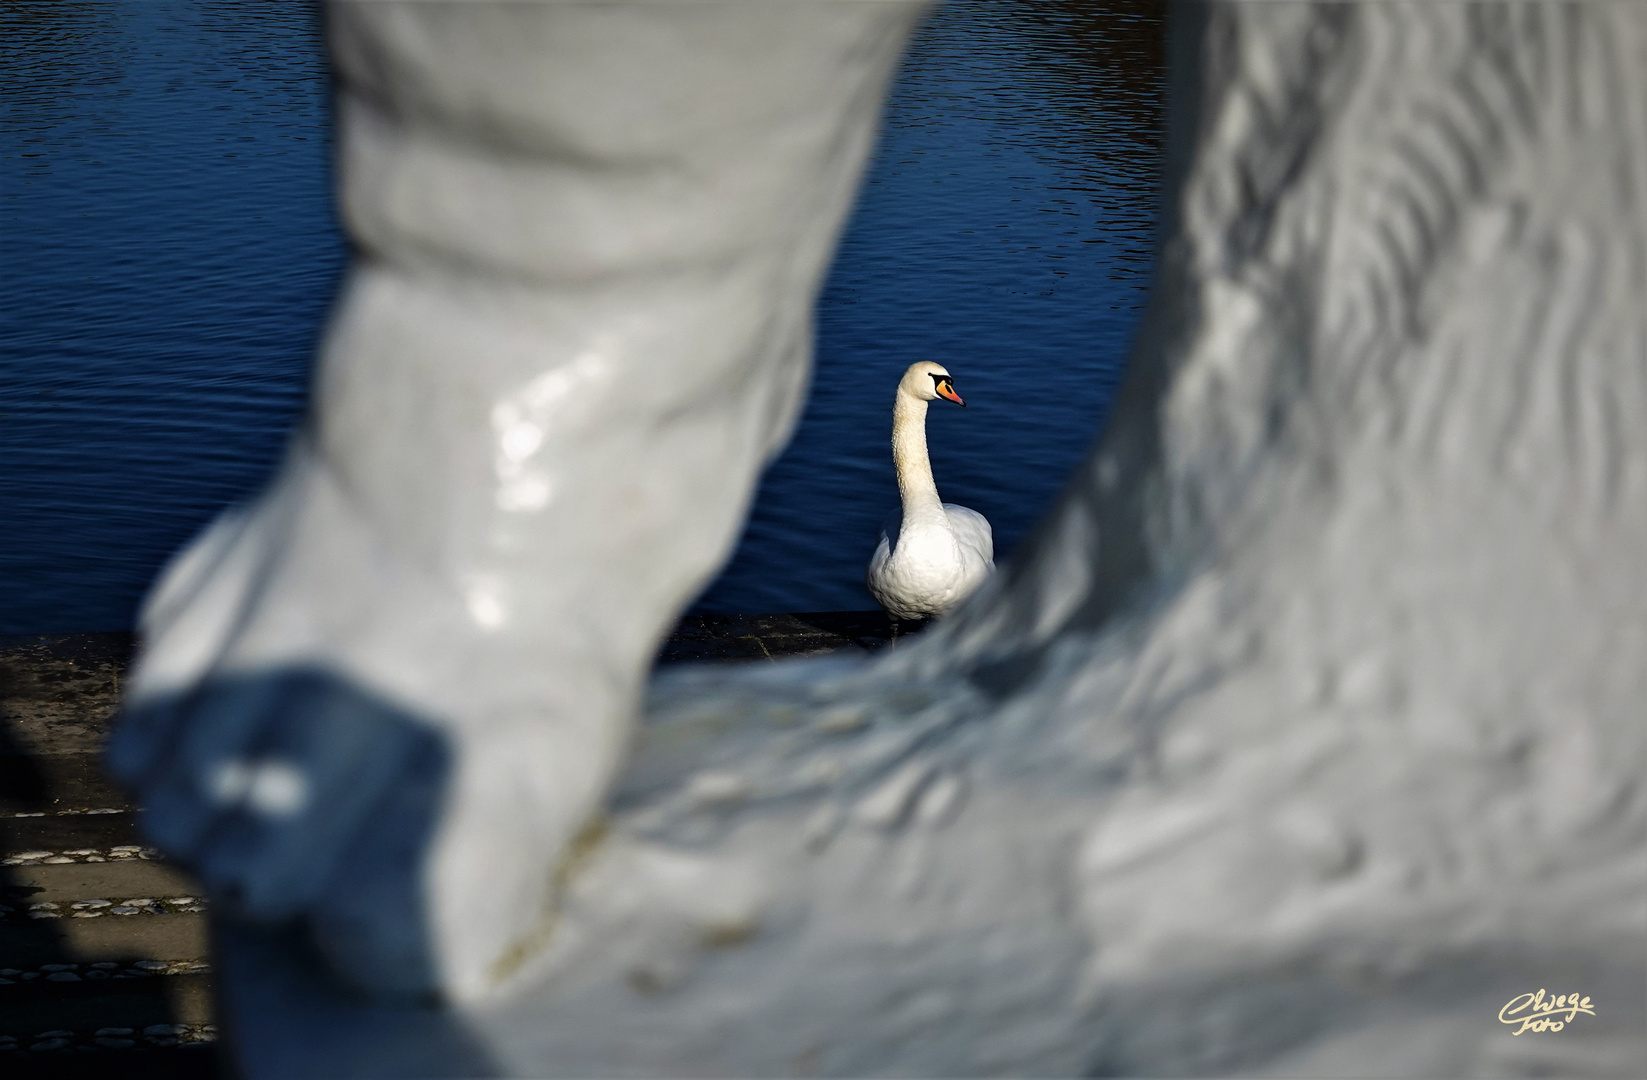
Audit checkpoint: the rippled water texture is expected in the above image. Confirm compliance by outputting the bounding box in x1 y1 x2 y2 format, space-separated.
0 0 1164 632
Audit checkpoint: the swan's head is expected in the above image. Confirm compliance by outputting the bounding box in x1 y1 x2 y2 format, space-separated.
900 361 965 407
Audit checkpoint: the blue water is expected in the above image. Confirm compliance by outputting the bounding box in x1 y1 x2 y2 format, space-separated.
0 0 1164 633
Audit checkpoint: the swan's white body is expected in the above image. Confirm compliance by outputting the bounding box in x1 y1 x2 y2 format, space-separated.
867 362 993 620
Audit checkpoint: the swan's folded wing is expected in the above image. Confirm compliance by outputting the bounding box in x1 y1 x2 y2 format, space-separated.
866 511 897 586
867 531 893 576
943 504 994 568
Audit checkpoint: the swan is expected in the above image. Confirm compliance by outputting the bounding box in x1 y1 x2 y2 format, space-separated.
866 362 994 621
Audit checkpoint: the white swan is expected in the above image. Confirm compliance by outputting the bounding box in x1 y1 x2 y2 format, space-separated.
867 362 994 621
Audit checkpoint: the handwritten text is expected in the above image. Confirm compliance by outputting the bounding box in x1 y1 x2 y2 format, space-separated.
1499 989 1595 1034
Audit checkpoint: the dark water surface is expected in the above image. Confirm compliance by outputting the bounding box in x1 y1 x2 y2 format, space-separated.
1 0 1165 633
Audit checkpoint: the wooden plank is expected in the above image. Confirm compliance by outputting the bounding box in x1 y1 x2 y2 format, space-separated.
0 972 213 1035
0 914 207 966
5 860 198 905
0 811 142 855
0 755 131 816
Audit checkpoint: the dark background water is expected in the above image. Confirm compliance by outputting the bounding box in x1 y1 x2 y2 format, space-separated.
0 0 1164 634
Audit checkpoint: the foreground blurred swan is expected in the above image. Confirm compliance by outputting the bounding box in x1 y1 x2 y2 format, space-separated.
866 361 994 620
108 2 1645 1076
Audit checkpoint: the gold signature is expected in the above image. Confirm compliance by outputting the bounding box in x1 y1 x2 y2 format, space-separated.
1499 989 1596 1034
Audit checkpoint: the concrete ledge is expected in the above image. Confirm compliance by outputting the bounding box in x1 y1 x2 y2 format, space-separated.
656 610 919 664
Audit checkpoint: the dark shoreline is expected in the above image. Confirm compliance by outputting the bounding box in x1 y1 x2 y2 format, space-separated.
0 612 915 1072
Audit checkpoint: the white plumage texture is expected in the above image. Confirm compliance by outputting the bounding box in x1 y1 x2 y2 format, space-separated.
866 361 994 619
868 504 993 620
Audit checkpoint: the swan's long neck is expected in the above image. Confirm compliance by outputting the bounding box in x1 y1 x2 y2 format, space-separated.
892 390 946 526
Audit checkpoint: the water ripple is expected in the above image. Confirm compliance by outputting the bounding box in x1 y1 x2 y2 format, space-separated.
1 0 1165 632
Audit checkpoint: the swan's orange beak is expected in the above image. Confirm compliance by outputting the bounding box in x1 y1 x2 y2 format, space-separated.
936 380 965 407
